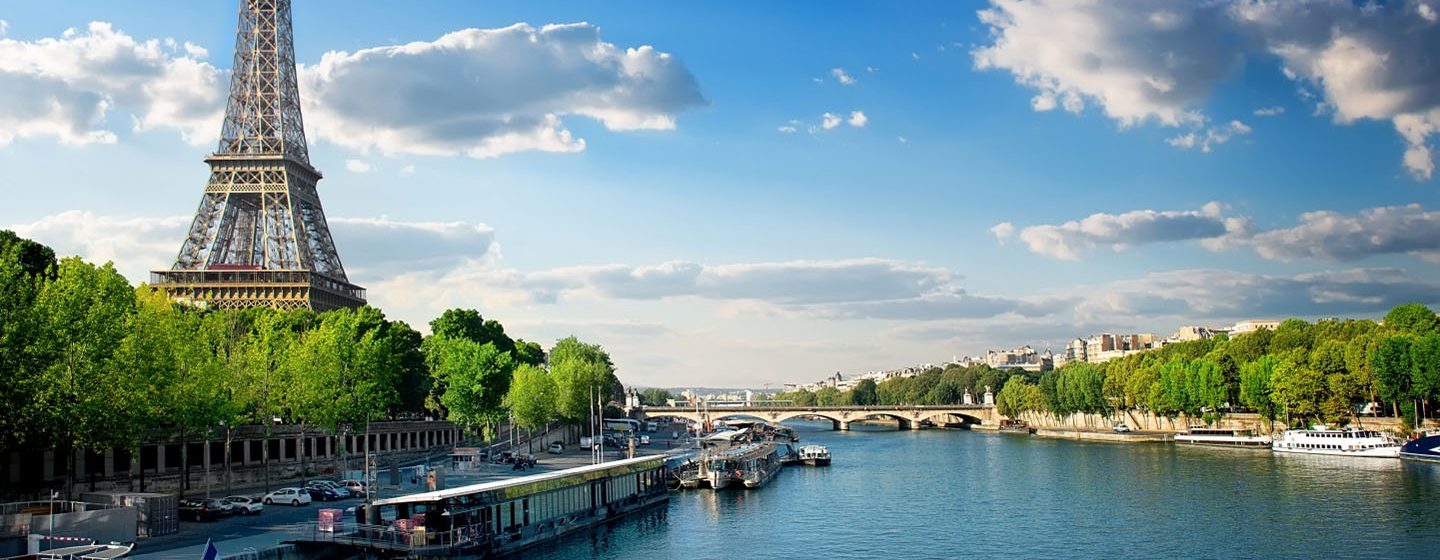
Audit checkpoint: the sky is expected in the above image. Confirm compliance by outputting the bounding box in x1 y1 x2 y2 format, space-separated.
2 0 1440 389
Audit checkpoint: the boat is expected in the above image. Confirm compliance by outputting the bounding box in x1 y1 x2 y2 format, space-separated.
797 444 831 466
1270 426 1400 458
1400 432 1440 463
1174 425 1271 447
998 419 1036 435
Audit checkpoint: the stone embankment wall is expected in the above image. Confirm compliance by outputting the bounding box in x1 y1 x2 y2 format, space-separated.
1007 410 1406 434
2 421 465 498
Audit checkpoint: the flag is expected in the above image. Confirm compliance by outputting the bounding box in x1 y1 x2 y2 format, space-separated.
200 539 219 560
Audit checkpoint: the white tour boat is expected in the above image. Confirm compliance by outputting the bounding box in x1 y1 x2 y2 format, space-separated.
797 444 831 466
1270 426 1400 458
1174 425 1271 447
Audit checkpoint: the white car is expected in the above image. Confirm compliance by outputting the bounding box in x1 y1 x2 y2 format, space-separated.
222 495 264 515
1112 424 1133 433
263 487 312 506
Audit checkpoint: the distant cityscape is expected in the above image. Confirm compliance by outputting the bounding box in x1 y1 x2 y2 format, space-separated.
752 319 1285 396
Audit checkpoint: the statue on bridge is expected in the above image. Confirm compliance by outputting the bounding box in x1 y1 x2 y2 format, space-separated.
982 386 994 406
962 388 974 405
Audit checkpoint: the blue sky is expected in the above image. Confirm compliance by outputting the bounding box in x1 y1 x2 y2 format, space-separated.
2 0 1439 388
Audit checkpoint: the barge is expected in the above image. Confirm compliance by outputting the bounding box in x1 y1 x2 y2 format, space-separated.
291 455 668 557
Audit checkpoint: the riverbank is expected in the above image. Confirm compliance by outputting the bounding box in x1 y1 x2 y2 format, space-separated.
1032 428 1171 443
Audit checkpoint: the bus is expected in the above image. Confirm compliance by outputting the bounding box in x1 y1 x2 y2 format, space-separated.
603 418 640 433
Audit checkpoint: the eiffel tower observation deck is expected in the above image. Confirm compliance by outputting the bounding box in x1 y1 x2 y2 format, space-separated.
152 0 365 311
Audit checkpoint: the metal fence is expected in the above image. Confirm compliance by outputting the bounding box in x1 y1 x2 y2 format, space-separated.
292 521 484 555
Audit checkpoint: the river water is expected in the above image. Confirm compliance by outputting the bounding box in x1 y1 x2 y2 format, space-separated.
530 420 1440 559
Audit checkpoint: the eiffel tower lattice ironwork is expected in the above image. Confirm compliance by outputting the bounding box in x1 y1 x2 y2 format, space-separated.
152 0 365 311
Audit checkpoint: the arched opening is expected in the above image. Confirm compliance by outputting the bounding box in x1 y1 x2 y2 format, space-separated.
916 412 983 429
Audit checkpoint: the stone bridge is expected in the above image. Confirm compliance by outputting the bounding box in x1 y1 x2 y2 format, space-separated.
634 404 999 431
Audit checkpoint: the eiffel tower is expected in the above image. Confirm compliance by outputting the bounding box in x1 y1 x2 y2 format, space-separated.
152 0 365 311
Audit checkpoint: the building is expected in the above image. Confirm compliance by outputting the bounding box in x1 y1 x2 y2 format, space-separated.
1231 319 1281 335
984 345 1053 372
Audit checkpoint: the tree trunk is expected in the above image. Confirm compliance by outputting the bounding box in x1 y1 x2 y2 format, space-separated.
223 426 232 493
179 427 188 498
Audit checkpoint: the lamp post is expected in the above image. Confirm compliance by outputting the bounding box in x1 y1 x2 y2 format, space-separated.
48 489 57 547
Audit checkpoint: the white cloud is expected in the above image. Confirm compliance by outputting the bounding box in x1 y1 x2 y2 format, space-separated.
821 112 842 130
831 67 856 85
0 20 9 37
1166 120 1251 153
1003 202 1252 260
0 21 225 146
911 52 920 60
1072 267 1440 322
897 136 908 143
1254 106 1285 116
299 22 706 159
973 0 1241 128
1250 204 1440 263
847 110 868 127
777 125 797 134
399 164 416 175
344 159 372 173
7 211 190 280
865 66 878 73
1232 0 1440 179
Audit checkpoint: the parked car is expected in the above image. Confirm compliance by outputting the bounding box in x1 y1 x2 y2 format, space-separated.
222 495 264 515
639 435 651 446
303 486 340 502
306 480 351 499
178 498 226 522
337 479 367 498
548 442 564 454
1112 423 1133 433
263 487 312 506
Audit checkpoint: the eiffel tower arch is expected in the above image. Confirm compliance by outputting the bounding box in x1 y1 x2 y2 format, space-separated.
152 0 365 311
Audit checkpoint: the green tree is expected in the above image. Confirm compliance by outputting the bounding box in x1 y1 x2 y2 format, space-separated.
814 386 845 406
31 257 137 497
0 231 56 448
549 337 620 424
433 338 515 430
506 364 557 452
1271 357 1327 425
1384 303 1440 336
513 339 546 367
1371 336 1415 417
851 379 879 406
429 308 517 354
1410 333 1440 423
1270 318 1315 355
1240 356 1278 421
639 388 674 406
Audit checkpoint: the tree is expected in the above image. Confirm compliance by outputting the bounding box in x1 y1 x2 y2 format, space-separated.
513 339 546 367
433 338 515 430
996 376 1032 418
1371 336 1415 416
387 321 431 419
1410 333 1440 424
1270 318 1315 355
1384 303 1440 336
1271 357 1327 425
0 232 56 448
851 379 879 406
549 337 620 424
429 308 517 354
506 364 557 452
639 388 673 406
31 257 137 497
1241 355 1277 423
814 387 845 406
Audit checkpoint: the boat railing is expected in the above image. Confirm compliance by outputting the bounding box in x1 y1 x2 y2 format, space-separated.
293 521 485 554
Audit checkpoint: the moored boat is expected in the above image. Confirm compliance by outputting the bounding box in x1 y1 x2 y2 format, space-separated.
797 444 831 466
1175 425 1271 447
1400 432 1440 463
998 419 1036 435
1271 426 1400 458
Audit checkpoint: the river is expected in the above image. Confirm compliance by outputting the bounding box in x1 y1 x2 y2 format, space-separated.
529 420 1440 559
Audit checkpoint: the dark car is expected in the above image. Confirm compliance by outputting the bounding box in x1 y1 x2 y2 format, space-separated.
179 498 226 522
304 486 340 502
